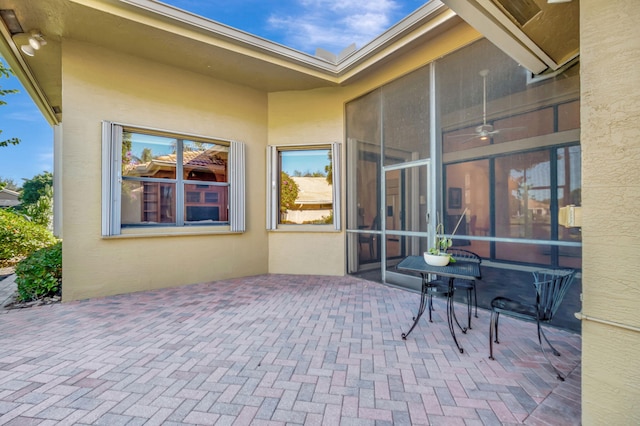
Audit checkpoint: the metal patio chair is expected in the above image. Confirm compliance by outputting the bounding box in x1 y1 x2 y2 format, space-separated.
447 248 482 329
489 269 576 380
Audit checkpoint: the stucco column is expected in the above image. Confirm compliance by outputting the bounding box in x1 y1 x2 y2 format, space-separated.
580 0 640 424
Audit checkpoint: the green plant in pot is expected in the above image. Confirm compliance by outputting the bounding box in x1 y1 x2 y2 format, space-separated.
428 222 453 255
424 209 468 266
424 222 455 266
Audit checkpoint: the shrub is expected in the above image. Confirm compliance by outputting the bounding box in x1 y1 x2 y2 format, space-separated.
0 208 57 263
15 242 62 302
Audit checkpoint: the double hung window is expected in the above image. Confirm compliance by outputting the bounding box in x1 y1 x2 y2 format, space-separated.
102 122 245 235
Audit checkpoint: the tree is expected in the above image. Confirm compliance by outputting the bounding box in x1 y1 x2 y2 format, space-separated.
0 177 20 191
19 172 53 229
325 150 333 185
20 172 53 205
141 147 153 163
23 183 53 228
0 61 20 147
280 171 299 220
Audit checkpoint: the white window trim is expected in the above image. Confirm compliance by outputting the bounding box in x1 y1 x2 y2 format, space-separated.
101 121 245 236
266 142 341 231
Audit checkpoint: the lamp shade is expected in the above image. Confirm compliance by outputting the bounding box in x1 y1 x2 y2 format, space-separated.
558 205 582 228
20 44 35 56
28 36 41 50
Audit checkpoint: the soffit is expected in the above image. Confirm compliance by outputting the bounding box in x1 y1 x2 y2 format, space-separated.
442 0 579 73
0 0 460 125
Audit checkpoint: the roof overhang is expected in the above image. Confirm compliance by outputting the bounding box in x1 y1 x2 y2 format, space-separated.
441 0 579 74
0 0 578 126
0 0 460 125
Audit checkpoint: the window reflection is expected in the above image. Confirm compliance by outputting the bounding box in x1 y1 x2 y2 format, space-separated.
183 141 228 182
279 149 333 225
495 151 551 240
120 131 229 226
122 133 177 179
445 160 490 258
121 181 176 225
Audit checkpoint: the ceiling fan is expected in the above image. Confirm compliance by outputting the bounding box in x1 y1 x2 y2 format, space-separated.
449 69 523 143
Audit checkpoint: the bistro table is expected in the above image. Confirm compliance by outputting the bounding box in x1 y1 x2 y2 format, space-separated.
397 255 481 353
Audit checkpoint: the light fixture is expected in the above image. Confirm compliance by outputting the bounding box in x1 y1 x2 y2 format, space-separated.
20 31 46 57
558 205 582 228
21 44 35 56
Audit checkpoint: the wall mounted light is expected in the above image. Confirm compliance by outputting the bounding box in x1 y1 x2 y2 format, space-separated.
20 31 46 57
558 205 582 228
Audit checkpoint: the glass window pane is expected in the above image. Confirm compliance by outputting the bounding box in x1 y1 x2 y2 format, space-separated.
184 183 228 223
495 151 551 241
121 181 175 225
492 108 555 144
495 242 552 266
558 100 580 131
279 149 333 224
445 160 490 255
183 140 228 182
558 145 582 267
122 132 177 179
443 124 491 153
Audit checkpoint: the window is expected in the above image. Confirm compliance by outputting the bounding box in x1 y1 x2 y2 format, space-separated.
266 144 341 230
443 144 581 268
102 122 245 235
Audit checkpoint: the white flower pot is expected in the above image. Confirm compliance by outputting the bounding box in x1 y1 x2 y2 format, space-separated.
423 252 450 266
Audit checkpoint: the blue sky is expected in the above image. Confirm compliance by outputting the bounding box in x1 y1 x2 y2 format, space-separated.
0 0 426 187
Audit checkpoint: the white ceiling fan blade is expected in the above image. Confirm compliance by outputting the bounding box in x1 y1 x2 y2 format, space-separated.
447 132 482 140
459 135 486 144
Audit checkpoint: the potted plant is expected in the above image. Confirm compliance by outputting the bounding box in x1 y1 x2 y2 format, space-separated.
423 209 467 266
424 222 453 266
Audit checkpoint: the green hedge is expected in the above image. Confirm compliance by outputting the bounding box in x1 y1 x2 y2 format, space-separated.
0 209 57 263
15 242 62 302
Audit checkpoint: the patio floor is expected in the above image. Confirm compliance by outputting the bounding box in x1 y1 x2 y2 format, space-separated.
0 274 581 425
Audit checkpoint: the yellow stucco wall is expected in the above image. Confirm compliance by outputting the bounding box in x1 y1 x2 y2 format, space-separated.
60 39 269 301
266 23 481 275
57 21 481 297
580 0 640 423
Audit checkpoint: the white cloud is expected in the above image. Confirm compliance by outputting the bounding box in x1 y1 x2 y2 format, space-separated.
268 0 406 54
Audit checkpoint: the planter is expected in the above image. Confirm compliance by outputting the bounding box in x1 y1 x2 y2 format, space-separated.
423 252 450 266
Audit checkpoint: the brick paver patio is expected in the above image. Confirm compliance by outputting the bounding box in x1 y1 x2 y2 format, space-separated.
0 274 581 425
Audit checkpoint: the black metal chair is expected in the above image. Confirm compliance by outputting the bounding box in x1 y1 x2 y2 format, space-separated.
489 269 576 381
425 248 482 330
447 248 481 329
358 215 379 259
